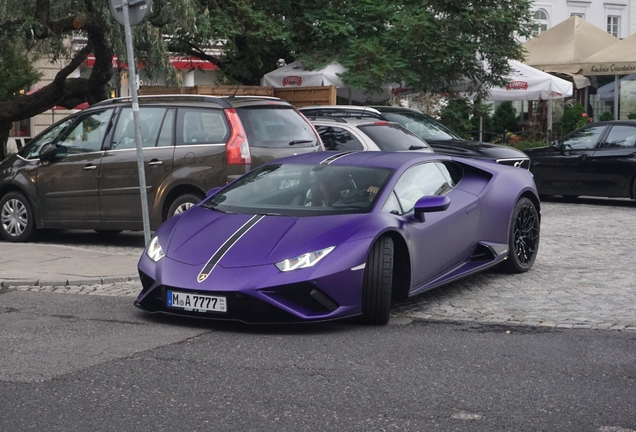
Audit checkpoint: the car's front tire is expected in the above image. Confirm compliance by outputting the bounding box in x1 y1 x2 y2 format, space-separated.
167 193 203 218
501 197 540 273
0 192 37 242
361 236 394 325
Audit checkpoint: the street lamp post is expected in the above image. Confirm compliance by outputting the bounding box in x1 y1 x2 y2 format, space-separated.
108 0 151 245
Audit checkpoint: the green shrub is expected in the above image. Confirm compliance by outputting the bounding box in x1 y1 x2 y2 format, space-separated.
628 112 636 120
561 103 592 135
491 101 519 135
599 111 614 121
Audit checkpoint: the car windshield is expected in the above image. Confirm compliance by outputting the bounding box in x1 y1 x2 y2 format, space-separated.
202 164 392 217
379 111 459 141
235 106 319 148
356 124 432 151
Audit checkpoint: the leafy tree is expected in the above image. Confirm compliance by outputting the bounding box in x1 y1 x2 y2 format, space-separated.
0 0 534 159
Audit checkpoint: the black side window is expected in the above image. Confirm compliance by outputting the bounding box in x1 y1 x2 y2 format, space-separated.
176 108 229 145
600 125 636 148
385 162 454 214
112 107 168 149
315 126 364 151
19 118 74 159
562 126 605 150
55 110 114 154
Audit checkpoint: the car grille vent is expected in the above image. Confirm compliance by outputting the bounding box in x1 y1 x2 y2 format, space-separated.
266 283 339 313
138 271 155 293
469 243 497 262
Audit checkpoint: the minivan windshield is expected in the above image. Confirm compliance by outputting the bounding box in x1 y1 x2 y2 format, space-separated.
203 164 392 217
236 106 319 148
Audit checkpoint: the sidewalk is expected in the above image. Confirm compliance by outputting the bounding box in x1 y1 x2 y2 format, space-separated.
0 241 140 287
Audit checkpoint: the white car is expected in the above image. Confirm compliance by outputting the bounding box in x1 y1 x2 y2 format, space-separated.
306 117 434 153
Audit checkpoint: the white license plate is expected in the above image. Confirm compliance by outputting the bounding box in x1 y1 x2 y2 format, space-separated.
167 290 227 313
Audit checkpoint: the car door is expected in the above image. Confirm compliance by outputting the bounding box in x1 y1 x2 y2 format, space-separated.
382 162 480 289
530 125 606 196
36 109 114 223
99 107 175 222
587 124 636 197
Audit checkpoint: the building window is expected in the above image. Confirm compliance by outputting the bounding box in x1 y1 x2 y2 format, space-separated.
571 13 585 19
532 10 549 36
10 119 30 137
607 15 620 37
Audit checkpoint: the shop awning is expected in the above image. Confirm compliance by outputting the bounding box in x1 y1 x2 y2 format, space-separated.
578 32 636 75
523 16 619 74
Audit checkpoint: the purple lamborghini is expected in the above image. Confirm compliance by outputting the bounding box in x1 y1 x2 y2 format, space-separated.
135 151 540 325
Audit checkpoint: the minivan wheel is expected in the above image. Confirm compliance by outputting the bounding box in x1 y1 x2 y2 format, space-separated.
0 192 37 242
167 193 203 219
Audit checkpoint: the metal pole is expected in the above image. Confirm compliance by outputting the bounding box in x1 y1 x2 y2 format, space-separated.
122 0 151 245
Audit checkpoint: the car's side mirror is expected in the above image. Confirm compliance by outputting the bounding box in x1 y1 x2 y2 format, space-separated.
414 195 451 222
38 143 58 161
206 187 222 197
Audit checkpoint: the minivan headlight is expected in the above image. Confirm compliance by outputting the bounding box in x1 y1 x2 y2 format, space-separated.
146 236 165 262
275 246 335 272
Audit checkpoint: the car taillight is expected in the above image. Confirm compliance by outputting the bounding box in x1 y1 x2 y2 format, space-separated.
224 108 251 165
374 121 389 125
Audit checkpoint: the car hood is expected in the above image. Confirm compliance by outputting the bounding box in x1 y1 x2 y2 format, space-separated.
426 139 529 159
163 207 369 267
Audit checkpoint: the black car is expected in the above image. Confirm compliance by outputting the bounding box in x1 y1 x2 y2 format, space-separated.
524 120 636 200
299 105 530 169
0 95 323 242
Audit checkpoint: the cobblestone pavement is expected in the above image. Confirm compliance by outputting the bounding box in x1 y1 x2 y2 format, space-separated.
6 198 636 331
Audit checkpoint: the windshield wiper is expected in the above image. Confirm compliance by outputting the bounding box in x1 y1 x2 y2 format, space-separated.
289 139 314 146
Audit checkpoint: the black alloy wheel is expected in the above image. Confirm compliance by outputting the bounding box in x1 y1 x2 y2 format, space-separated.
501 197 540 273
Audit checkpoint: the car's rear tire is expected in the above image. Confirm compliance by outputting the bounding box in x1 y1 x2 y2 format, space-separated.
361 236 394 325
167 193 203 219
500 197 540 273
0 192 37 242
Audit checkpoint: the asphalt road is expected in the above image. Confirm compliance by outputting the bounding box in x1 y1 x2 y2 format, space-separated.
1 197 636 431
1 291 635 432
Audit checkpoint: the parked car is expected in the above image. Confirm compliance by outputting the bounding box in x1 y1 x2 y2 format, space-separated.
306 117 433 153
524 120 636 200
300 105 530 169
0 95 323 242
135 151 540 325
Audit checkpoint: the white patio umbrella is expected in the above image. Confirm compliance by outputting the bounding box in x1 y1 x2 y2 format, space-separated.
453 60 573 139
261 61 412 103
455 60 573 101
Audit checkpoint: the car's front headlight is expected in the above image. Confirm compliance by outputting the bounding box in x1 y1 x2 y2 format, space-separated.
146 236 165 262
275 246 335 272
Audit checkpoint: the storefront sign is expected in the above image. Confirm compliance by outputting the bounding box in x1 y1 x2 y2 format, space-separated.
282 76 303 86
581 63 636 75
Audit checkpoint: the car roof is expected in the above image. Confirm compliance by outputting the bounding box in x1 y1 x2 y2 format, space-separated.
91 94 292 109
307 117 400 127
271 150 450 169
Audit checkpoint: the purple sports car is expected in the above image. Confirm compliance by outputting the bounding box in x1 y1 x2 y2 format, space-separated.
135 151 540 325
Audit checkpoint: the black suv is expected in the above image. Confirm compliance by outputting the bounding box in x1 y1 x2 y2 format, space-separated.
300 105 530 169
0 95 323 241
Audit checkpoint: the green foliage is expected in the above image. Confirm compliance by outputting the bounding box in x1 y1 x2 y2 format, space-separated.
599 111 615 121
627 112 636 120
0 45 41 101
291 0 534 95
491 101 519 134
561 103 593 135
439 99 475 139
